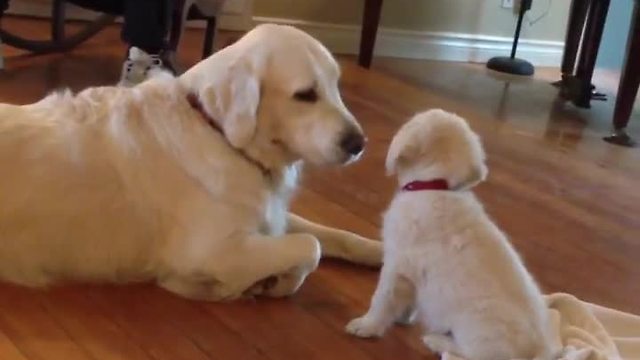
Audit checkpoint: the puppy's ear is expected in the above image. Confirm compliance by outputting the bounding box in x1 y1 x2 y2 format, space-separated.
452 162 488 190
451 133 488 190
385 135 420 176
200 60 260 149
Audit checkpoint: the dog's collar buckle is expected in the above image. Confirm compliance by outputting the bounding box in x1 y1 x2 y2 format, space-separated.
401 179 449 192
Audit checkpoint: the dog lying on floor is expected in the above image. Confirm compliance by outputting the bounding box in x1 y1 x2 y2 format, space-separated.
0 24 382 300
346 110 557 360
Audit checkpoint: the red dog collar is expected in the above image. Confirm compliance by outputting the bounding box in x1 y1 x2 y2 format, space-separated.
402 179 449 192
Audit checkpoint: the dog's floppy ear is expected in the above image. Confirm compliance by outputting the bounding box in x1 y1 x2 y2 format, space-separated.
200 60 260 149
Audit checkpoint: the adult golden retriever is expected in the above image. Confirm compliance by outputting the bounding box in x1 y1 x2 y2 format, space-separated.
0 24 382 300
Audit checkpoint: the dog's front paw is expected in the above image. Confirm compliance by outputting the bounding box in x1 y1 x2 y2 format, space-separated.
345 316 385 338
244 275 279 297
262 265 315 298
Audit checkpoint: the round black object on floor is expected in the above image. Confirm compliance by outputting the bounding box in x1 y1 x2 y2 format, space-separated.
487 56 535 76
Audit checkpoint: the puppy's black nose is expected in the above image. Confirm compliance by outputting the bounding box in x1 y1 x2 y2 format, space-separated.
340 131 366 156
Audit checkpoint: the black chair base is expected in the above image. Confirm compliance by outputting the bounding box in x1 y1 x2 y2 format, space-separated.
0 0 216 59
487 56 534 76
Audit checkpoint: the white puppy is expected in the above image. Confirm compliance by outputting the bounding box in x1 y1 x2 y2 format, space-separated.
0 24 382 301
346 110 557 360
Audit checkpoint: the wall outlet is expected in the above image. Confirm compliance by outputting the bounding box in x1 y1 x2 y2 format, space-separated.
501 0 514 8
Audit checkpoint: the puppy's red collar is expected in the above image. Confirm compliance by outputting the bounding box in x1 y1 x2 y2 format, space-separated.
402 179 449 192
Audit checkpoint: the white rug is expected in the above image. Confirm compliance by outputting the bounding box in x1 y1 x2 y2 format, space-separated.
441 293 640 360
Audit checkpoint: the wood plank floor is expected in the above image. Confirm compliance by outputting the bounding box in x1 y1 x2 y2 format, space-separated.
1 17 639 360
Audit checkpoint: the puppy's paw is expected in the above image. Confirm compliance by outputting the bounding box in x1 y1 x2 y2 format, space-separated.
345 316 385 338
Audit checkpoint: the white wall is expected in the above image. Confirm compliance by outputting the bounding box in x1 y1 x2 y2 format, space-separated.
253 0 570 65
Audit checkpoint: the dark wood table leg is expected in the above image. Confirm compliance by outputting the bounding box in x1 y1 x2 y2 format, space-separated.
560 0 590 76
604 0 640 147
168 0 186 53
51 0 66 42
554 0 606 105
573 0 610 108
358 0 383 68
202 16 216 59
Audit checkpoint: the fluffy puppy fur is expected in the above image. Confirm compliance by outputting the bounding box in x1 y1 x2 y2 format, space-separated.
0 24 382 301
345 110 557 360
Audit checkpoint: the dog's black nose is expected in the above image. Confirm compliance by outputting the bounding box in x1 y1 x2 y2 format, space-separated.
340 131 366 156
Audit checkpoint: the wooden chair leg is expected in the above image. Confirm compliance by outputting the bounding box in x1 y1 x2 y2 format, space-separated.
604 0 640 147
561 0 590 76
202 17 216 59
51 0 66 43
0 37 4 70
573 0 610 108
358 0 383 68
0 13 114 54
168 0 187 53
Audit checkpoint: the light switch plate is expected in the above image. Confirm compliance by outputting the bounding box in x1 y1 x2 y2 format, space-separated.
502 0 515 8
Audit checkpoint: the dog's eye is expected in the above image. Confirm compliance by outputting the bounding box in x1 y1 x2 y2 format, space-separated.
293 88 318 103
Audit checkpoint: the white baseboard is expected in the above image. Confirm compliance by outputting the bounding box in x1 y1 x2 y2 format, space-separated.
3 5 564 66
253 16 564 66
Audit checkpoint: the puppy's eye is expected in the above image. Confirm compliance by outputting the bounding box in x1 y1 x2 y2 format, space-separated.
293 88 318 103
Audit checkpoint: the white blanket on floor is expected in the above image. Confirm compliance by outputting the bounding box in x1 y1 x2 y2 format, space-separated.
442 293 640 360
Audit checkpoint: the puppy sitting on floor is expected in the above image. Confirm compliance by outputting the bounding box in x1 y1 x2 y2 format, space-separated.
346 110 557 360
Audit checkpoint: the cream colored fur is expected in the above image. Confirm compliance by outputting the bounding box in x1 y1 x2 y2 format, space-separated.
0 24 382 301
346 110 557 360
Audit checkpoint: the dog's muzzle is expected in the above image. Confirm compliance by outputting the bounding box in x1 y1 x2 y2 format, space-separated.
340 131 366 157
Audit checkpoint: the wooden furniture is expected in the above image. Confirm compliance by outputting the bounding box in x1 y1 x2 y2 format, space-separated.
0 0 218 59
0 36 3 69
0 0 114 54
555 0 639 147
607 0 640 146
170 0 218 59
358 0 382 68
556 0 610 108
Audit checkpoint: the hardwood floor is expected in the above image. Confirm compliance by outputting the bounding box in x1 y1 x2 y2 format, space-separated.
1 17 639 360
